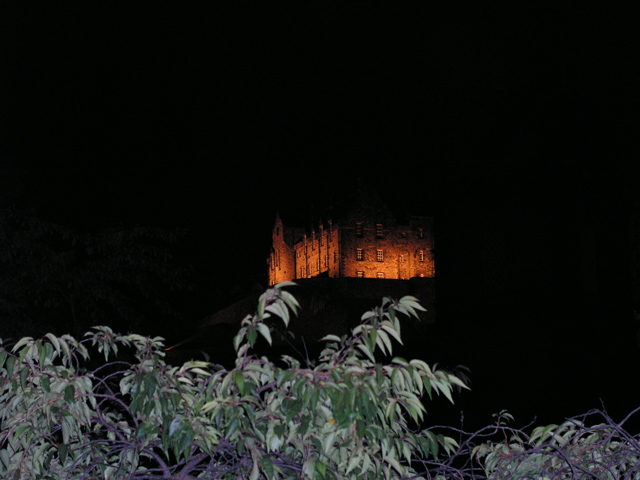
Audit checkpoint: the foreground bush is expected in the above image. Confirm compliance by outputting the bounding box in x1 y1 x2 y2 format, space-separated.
411 407 640 479
0 283 465 479
471 408 640 479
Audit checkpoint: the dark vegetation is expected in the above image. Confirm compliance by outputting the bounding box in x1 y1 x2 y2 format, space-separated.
2 285 640 479
0 206 191 340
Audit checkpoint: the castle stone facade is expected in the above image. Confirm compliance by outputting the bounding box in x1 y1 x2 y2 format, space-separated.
268 183 434 286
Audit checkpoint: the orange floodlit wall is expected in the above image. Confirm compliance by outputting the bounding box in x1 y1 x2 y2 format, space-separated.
338 218 434 281
268 197 434 286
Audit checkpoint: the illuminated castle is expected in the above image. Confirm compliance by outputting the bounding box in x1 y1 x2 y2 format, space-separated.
268 182 434 286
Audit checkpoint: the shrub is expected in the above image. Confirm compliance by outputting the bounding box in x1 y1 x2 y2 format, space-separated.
408 408 640 479
0 282 466 479
472 409 640 479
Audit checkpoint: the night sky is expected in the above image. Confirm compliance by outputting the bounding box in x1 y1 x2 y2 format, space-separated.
1 2 639 429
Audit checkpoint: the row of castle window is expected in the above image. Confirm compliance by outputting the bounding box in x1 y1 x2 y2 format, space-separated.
356 249 426 262
292 222 426 259
356 249 384 262
283 247 425 268
356 222 425 239
356 223 384 238
356 272 386 278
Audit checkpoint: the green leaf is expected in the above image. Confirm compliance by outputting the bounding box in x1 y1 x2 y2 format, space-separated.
0 449 10 469
19 368 28 391
319 334 341 343
399 296 426 312
257 323 272 346
266 302 289 326
368 328 377 353
285 398 304 421
315 460 327 479
385 398 398 421
247 328 258 347
38 340 46 366
391 357 408 366
6 355 15 377
64 385 75 403
232 370 245 396
356 343 375 363
421 432 439 459
58 443 68 464
45 333 61 356
42 375 50 393
260 456 275 477
12 336 33 353
380 322 403 345
59 338 70 361
144 377 156 397
280 289 300 316
233 327 246 351
384 455 404 475
376 329 393 356
258 294 266 318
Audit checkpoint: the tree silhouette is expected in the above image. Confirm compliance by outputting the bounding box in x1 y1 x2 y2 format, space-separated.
0 208 191 339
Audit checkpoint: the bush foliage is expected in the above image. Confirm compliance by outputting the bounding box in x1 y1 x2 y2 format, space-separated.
471 408 640 479
0 283 465 479
2 283 640 479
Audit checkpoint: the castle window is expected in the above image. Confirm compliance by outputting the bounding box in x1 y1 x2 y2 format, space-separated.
356 222 363 237
334 251 338 263
317 259 320 272
376 224 383 238
301 266 306 277
419 250 425 262
400 255 405 263
325 254 329 267
356 248 364 261
356 271 364 278
377 250 384 262
419 228 424 238
377 272 385 279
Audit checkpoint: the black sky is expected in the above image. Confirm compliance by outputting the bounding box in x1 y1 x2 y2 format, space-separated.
2 1 640 427
3 2 635 284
